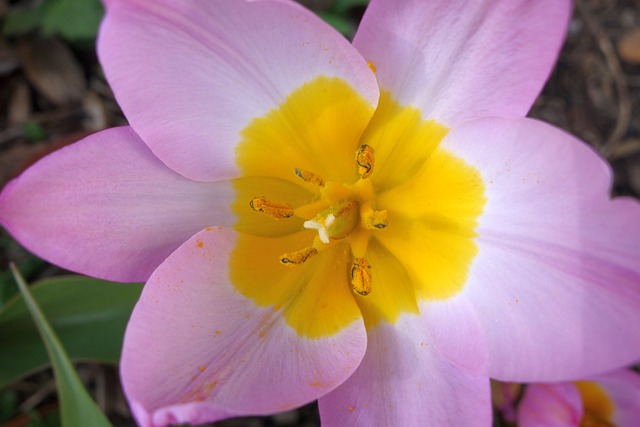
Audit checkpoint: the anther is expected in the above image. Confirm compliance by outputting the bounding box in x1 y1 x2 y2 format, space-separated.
362 209 389 230
249 196 294 219
356 144 375 179
280 247 318 266
295 168 325 187
350 258 372 296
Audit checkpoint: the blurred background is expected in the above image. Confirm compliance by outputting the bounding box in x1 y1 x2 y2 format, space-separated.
0 0 639 426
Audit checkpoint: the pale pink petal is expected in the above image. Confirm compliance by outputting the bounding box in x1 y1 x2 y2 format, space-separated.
439 118 640 381
590 369 640 426
318 314 491 426
121 228 367 427
420 296 488 374
353 0 571 126
99 0 379 182
0 127 233 282
517 383 583 427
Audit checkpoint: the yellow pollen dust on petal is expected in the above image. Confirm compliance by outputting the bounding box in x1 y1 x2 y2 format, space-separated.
367 60 377 74
575 381 615 427
231 76 486 336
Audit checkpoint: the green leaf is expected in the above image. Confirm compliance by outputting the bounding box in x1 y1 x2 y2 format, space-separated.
317 11 356 38
26 409 62 427
3 0 104 41
3 5 47 36
10 266 114 426
0 389 18 422
330 0 370 14
22 121 47 143
0 275 142 388
41 0 104 41
0 256 47 307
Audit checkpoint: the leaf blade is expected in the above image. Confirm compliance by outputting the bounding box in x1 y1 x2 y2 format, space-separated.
0 275 141 388
10 266 114 427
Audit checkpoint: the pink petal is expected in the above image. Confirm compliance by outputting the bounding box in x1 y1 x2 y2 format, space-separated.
121 228 367 427
517 383 583 427
420 296 488 374
318 314 491 426
439 117 640 381
99 0 379 182
353 0 571 126
0 127 232 282
590 369 640 426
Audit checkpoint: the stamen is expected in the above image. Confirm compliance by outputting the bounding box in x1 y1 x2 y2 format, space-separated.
356 144 375 179
350 257 372 296
280 247 318 266
295 168 325 187
362 209 389 230
249 196 294 219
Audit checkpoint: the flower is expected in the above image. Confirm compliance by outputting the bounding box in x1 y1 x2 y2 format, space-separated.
1 0 640 426
515 369 640 426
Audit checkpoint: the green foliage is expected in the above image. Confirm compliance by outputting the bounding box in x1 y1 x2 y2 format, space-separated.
41 0 104 41
2 6 46 36
331 0 370 15
316 0 370 39
22 121 47 143
0 254 47 307
4 0 104 42
317 11 356 38
0 389 18 422
10 267 113 426
0 275 142 388
27 409 62 427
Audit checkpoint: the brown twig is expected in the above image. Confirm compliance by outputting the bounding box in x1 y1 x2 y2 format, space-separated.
576 0 632 157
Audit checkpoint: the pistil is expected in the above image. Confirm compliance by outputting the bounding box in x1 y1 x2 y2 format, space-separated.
303 200 359 244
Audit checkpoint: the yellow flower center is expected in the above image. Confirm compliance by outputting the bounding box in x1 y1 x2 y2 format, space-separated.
248 144 389 296
231 76 486 337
